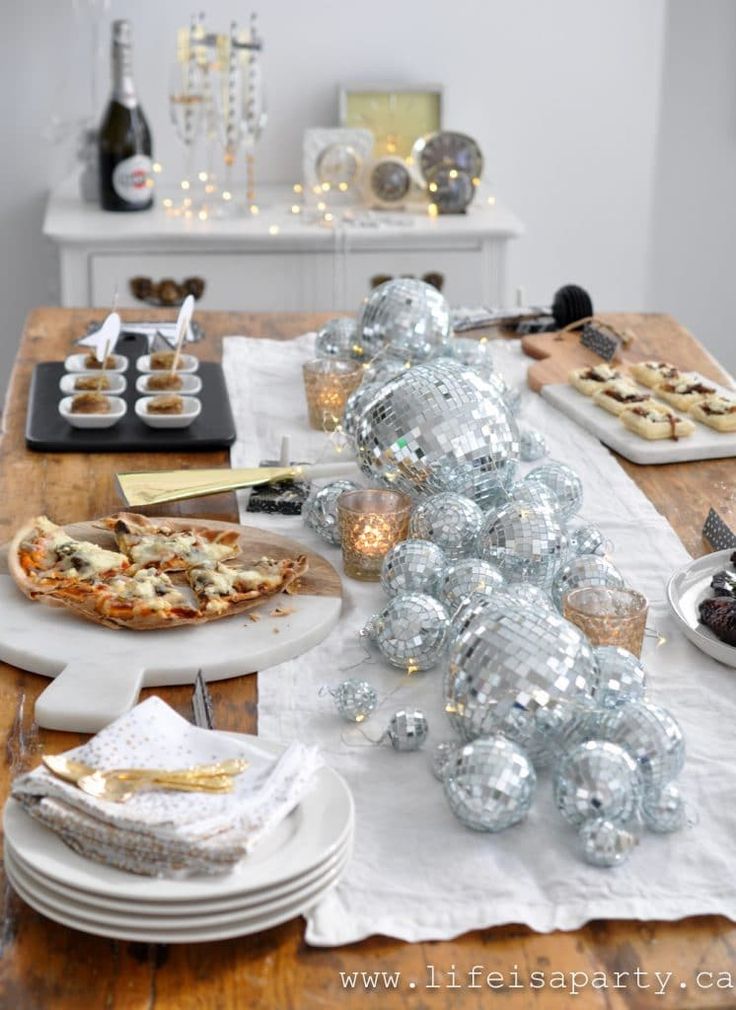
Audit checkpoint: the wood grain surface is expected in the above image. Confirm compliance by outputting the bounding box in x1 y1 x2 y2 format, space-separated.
1 307 735 1010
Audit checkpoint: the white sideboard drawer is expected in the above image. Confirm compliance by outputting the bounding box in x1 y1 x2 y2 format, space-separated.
90 246 494 311
90 252 337 311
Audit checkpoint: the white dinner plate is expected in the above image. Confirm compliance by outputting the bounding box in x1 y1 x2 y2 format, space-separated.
5 844 350 930
667 549 736 667
5 850 346 944
4 742 353 903
7 827 352 916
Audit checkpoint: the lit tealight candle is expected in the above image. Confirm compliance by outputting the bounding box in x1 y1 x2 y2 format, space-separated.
338 490 412 581
302 359 362 432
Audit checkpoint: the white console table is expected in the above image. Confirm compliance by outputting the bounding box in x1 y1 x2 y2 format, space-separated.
44 177 524 312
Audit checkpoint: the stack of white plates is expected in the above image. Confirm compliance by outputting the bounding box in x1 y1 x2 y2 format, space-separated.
4 737 353 943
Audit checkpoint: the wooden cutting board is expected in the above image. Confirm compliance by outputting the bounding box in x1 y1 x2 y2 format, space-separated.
521 326 646 392
0 518 342 733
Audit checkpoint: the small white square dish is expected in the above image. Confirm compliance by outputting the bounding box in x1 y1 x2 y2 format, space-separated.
59 373 127 396
135 373 202 395
136 353 199 375
135 395 201 428
59 395 127 429
64 353 129 374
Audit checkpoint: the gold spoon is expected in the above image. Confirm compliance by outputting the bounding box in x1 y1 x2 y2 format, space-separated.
43 754 249 785
76 771 234 803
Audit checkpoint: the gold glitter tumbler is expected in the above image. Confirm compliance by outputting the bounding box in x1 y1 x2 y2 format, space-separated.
302 359 362 431
337 489 412 581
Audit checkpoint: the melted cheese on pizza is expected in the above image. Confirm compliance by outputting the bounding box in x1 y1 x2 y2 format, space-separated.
125 531 236 569
105 568 191 612
189 561 285 614
31 518 128 580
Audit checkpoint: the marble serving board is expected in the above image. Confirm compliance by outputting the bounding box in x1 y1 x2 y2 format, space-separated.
540 383 736 465
0 519 342 733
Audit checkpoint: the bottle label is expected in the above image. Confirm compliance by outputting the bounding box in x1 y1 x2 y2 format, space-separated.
112 154 153 204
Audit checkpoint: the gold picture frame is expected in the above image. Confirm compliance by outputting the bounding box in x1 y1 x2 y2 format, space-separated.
338 83 443 160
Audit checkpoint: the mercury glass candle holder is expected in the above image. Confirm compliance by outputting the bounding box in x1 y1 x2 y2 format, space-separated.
337 489 412 581
563 586 648 657
302 359 362 431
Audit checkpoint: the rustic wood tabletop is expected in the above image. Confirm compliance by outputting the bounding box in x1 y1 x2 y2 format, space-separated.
1 307 734 1010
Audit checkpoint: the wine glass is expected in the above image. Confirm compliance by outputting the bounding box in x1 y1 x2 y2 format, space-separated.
239 14 267 211
209 23 244 217
168 23 206 211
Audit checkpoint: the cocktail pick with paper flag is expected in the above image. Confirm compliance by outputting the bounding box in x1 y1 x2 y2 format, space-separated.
171 294 195 374
81 312 121 362
115 461 360 507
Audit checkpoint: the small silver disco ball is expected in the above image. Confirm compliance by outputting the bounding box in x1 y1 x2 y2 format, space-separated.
357 278 452 361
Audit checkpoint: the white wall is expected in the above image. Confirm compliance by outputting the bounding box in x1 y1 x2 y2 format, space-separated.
648 0 736 374
1 0 667 395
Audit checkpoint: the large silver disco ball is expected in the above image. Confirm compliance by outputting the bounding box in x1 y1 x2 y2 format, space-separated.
358 278 452 361
476 503 568 587
342 382 383 439
315 317 362 360
355 359 519 507
445 605 596 762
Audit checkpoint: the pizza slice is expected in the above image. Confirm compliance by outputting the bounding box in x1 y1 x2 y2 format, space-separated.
81 568 200 629
10 516 130 599
187 557 309 617
100 512 242 572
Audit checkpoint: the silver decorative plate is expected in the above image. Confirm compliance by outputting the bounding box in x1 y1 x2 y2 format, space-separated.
666 549 736 667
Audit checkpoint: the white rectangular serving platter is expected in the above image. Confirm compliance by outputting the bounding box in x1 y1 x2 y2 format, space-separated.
541 383 736 465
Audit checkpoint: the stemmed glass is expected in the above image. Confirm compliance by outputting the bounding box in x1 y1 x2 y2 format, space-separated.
209 22 244 217
168 22 206 212
239 14 267 211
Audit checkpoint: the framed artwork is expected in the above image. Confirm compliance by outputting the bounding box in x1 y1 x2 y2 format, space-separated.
338 84 443 159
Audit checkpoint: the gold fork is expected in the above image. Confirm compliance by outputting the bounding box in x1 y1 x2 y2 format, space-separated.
75 771 235 803
43 754 248 786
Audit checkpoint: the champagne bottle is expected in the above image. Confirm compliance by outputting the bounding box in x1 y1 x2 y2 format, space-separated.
98 20 153 212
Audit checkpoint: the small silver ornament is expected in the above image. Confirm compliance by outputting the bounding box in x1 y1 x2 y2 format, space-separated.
363 593 450 671
315 317 362 360
504 385 523 415
302 480 361 545
445 605 596 761
342 382 382 438
505 583 555 611
380 539 447 598
642 782 687 833
509 479 561 517
476 503 568 588
430 740 460 781
361 355 410 386
597 700 685 791
555 740 641 826
445 336 494 369
552 554 625 611
592 646 646 709
409 493 484 562
569 523 607 556
385 709 429 751
355 359 520 507
578 818 638 867
519 429 548 461
323 679 378 723
358 278 452 361
524 462 583 522
441 558 505 611
444 737 536 832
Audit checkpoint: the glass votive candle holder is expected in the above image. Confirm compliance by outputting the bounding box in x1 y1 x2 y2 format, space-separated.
337 489 412 581
563 586 649 657
302 359 362 431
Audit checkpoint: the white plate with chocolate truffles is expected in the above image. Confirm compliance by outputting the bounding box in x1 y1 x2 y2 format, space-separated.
135 394 201 428
59 372 127 396
137 352 199 374
64 352 129 374
667 549 736 668
541 361 736 465
59 394 127 429
135 372 202 395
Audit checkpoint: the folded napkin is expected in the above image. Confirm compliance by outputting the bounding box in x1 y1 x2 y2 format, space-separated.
12 697 322 877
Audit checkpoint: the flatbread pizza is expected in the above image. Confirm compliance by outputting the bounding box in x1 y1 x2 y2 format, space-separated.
9 515 308 631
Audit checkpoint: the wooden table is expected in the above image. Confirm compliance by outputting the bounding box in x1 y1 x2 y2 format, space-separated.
1 307 735 1010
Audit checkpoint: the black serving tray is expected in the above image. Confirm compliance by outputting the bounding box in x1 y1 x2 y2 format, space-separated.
25 331 236 453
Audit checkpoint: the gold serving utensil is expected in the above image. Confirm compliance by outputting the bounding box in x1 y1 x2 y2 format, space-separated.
76 771 235 803
115 461 359 507
43 754 249 785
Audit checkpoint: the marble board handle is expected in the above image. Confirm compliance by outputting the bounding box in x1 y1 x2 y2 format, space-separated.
35 659 145 733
